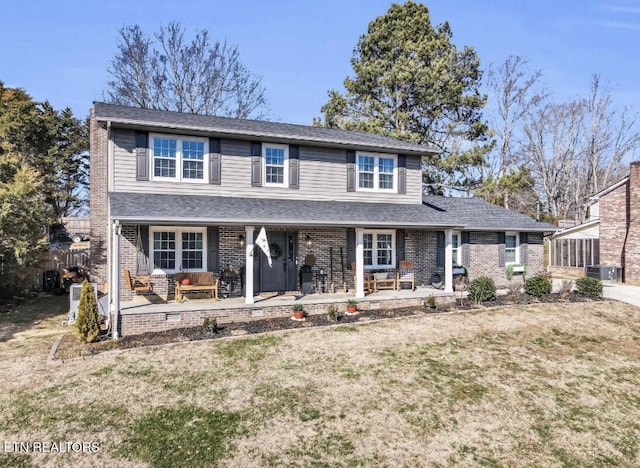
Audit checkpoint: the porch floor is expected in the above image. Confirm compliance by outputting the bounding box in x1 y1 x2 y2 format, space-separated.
120 286 458 316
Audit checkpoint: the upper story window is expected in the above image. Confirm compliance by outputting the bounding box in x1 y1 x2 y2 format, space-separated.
505 232 519 264
151 134 208 182
363 229 396 269
263 144 288 186
357 152 396 192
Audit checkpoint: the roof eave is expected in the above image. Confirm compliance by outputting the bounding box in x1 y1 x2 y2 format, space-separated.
96 116 438 156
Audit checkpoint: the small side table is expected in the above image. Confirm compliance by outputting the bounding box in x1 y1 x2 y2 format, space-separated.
315 273 328 294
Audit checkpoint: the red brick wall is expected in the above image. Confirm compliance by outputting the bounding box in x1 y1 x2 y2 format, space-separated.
624 162 640 284
599 181 628 269
89 110 109 286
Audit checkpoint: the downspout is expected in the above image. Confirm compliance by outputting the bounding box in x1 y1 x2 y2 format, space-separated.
111 220 121 339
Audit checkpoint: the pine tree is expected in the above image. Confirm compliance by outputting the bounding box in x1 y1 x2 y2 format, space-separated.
316 1 491 193
75 280 101 343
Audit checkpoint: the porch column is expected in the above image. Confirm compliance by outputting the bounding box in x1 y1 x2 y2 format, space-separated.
355 228 365 299
244 225 255 304
110 221 121 339
444 228 454 293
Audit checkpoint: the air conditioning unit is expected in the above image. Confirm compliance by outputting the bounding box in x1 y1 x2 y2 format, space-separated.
68 283 98 323
585 266 619 282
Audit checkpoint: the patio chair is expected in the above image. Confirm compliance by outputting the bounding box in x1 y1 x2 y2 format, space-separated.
351 262 374 293
124 269 153 293
396 260 416 291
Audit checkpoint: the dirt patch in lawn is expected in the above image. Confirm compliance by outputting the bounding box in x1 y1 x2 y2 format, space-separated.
54 292 597 360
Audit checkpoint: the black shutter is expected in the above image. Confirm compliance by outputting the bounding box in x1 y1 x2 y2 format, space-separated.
251 141 262 187
498 232 506 267
289 145 300 189
519 232 528 264
346 228 355 268
207 226 220 272
436 231 445 268
136 225 152 275
396 229 405 265
461 231 470 266
209 138 221 185
398 154 407 194
135 131 149 181
346 150 356 192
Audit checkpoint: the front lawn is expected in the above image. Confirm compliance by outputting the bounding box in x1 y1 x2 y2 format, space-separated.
0 298 639 466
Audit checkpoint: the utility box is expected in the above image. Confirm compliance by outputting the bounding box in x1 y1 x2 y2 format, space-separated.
68 283 98 323
585 266 619 282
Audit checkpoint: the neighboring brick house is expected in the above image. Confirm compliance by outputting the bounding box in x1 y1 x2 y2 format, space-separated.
90 102 557 337
549 161 640 284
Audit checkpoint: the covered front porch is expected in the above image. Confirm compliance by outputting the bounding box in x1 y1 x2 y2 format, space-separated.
117 285 460 337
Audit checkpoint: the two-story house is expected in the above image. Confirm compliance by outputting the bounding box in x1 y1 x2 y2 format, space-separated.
90 102 557 337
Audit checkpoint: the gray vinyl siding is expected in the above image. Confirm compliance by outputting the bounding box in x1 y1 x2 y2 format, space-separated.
112 129 422 204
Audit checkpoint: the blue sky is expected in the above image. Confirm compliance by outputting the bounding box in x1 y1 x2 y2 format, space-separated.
2 0 639 124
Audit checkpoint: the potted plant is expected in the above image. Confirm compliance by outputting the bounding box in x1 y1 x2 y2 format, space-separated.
292 303 305 320
346 299 358 315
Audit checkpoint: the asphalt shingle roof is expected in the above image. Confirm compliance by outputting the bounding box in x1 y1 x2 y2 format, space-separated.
109 192 558 232
93 102 437 155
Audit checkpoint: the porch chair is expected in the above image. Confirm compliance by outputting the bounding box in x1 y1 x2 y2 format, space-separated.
124 269 153 293
351 262 375 293
396 260 416 291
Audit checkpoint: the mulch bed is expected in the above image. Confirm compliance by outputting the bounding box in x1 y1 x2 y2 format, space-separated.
54 292 598 360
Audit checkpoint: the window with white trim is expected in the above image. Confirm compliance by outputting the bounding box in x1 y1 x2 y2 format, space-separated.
452 231 461 265
357 152 396 191
505 232 519 264
150 227 206 273
363 230 395 269
151 134 208 182
263 144 288 186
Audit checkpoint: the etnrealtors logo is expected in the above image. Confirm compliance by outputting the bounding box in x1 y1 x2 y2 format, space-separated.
2 440 100 453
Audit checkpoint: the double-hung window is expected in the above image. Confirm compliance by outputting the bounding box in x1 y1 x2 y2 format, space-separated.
263 144 288 186
452 231 461 265
151 134 207 182
363 230 395 269
505 232 519 264
151 227 206 273
357 152 397 192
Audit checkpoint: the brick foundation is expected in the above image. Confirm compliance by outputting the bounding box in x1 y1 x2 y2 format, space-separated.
119 295 456 336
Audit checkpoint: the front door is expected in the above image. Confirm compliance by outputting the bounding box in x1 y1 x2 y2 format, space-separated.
258 231 297 293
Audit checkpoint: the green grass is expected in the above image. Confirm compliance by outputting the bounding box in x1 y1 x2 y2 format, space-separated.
118 405 242 467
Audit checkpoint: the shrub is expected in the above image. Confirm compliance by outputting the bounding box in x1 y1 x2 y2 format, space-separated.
524 274 552 297
424 294 437 309
575 277 603 298
203 317 219 336
327 304 339 321
467 276 497 303
76 280 101 343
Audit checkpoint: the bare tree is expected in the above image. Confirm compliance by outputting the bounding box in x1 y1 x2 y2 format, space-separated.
523 100 585 219
581 74 640 198
106 23 270 119
479 56 548 210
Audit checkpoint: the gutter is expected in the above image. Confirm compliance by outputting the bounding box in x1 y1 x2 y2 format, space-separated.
93 117 437 156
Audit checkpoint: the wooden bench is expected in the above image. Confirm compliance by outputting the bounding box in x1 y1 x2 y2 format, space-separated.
174 271 219 302
124 269 153 293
